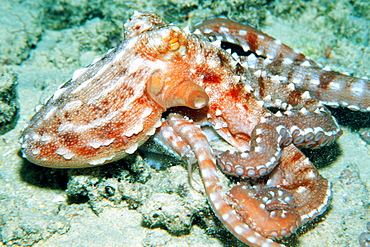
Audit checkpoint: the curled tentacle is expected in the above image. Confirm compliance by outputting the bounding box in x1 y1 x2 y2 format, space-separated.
218 108 342 178
167 114 283 247
228 144 331 239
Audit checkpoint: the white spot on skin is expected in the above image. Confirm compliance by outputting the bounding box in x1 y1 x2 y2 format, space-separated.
194 143 210 155
52 88 67 101
266 179 273 186
254 146 262 152
106 48 114 54
179 124 194 136
287 83 295 91
232 53 239 61
247 53 257 64
40 134 53 142
43 107 57 120
300 61 311 67
329 82 341 90
324 101 340 108
214 202 221 210
198 153 207 163
247 236 257 244
256 101 264 108
225 35 235 43
55 147 75 160
88 138 115 149
296 186 307 194
215 109 222 116
92 57 101 64
234 225 244 235
300 107 309 114
204 181 212 188
209 192 218 202
44 96 52 105
277 190 283 197
275 111 283 117
161 129 172 140
192 28 202 35
211 40 221 47
55 147 68 156
202 28 213 34
263 95 272 102
301 91 311 99
145 127 156 136
311 79 320 85
71 78 94 95
182 26 190 34
222 214 230 221
283 58 293 65
72 68 88 81
35 105 43 112
213 122 223 130
274 39 282 45
313 127 324 140
90 153 115 166
264 58 273 65
201 168 215 179
32 133 41 141
219 26 230 33
350 80 366 96
238 30 247 36
240 152 248 158
64 100 83 111
125 143 138 154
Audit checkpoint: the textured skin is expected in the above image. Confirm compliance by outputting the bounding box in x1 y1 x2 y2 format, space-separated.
21 13 210 168
20 12 369 246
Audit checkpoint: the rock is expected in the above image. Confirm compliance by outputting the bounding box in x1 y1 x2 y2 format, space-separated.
0 70 18 135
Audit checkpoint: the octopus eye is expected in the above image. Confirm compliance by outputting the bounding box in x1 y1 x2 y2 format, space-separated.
168 37 180 51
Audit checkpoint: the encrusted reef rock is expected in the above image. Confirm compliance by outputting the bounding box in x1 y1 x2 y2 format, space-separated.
0 70 18 134
0 1 42 65
0 195 70 246
66 153 212 234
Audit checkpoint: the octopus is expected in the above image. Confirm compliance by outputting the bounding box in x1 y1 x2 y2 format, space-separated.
20 12 369 247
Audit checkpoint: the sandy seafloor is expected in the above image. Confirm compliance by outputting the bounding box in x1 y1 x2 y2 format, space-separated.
0 0 369 246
